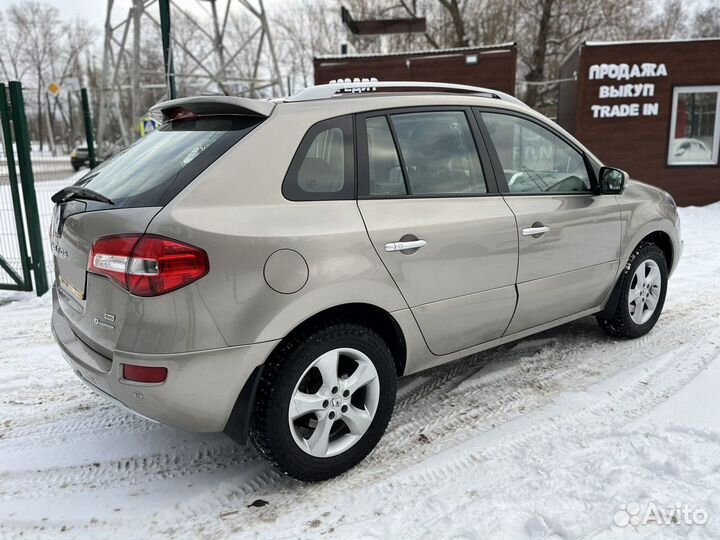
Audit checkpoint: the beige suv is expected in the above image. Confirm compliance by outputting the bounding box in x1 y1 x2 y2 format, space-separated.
50 81 681 481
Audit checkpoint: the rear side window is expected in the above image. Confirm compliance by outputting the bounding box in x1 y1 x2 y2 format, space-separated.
366 111 487 197
283 115 354 201
396 111 488 196
367 116 406 196
75 115 262 208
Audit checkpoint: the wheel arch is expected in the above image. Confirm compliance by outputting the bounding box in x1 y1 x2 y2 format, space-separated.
601 232 672 319
276 302 408 378
224 302 407 445
640 230 673 270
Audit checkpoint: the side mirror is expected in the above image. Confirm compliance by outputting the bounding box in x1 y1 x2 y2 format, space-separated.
598 166 627 194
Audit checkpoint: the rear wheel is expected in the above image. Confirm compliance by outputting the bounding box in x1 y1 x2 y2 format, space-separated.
597 242 668 339
249 322 396 481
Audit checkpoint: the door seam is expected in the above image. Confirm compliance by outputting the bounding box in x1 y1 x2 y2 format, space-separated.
354 199 436 355
499 193 521 337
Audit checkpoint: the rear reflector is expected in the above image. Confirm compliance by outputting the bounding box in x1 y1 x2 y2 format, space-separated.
122 364 168 383
88 234 209 297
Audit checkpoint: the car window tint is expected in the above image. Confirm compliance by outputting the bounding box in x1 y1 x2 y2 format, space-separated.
297 127 345 193
75 116 261 208
389 111 487 196
284 116 354 201
366 116 406 196
482 112 591 194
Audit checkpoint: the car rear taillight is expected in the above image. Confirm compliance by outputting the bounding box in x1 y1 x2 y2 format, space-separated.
88 234 209 296
122 364 168 383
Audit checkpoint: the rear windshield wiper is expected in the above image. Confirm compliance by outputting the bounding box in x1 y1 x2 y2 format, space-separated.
51 186 114 205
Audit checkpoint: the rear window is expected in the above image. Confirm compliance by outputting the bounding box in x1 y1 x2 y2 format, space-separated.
75 115 262 208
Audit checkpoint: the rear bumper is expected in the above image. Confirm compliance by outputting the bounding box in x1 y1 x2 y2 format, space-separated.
51 291 279 432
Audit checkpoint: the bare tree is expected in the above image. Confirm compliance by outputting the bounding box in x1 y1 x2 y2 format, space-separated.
0 12 32 80
397 0 441 48
2 0 707 150
522 0 554 109
0 2 96 151
7 1 63 150
515 0 675 113
691 4 720 38
47 18 97 149
271 0 479 92
272 0 348 92
636 0 686 39
437 0 469 47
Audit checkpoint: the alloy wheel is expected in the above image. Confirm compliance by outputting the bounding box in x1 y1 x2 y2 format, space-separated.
288 348 380 458
628 259 662 325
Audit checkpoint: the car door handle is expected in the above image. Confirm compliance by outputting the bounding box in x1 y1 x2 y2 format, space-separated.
384 239 427 252
521 225 550 237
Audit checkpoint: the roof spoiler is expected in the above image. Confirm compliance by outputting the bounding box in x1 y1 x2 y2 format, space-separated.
149 96 275 120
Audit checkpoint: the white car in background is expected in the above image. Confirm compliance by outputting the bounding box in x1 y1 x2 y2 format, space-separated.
671 137 711 162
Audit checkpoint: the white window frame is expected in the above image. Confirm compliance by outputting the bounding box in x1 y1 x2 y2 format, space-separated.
667 85 720 166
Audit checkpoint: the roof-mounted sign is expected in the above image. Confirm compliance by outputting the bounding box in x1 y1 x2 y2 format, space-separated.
328 77 379 93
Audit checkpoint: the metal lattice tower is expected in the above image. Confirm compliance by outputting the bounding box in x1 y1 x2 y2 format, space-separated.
96 0 284 151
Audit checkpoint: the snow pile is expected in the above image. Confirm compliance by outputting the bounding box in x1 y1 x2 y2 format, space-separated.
1 204 719 540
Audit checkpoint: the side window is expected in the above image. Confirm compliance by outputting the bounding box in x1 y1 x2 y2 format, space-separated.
283 116 354 201
388 111 487 196
367 116 406 196
482 112 592 194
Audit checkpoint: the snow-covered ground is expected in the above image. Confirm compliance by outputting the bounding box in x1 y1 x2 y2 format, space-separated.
1 204 719 540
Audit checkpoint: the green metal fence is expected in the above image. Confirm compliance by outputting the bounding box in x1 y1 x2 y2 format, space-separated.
0 80 93 296
21 84 89 288
0 83 33 292
10 82 49 296
1 80 101 296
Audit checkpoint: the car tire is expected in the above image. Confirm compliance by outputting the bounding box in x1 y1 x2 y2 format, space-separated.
249 322 397 481
597 242 668 339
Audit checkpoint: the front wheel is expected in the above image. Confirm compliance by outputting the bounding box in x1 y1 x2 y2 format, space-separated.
597 242 668 339
249 322 396 481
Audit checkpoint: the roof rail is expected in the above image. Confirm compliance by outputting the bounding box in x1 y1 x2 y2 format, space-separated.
285 80 527 108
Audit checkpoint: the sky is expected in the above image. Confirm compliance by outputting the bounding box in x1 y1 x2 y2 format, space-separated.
0 0 713 36
0 0 284 27
0 0 714 29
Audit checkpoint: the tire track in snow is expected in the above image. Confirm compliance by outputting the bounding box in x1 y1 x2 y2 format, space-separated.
372 338 719 509
175 329 718 540
382 305 704 453
4 303 709 517
347 333 706 489
167 295 717 533
0 407 160 452
0 438 271 501
391 279 704 419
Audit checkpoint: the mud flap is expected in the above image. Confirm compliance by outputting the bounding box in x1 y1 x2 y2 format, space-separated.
598 273 625 319
224 365 264 444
